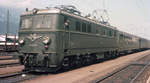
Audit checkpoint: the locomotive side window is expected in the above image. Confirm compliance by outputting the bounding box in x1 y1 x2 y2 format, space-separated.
64 16 68 22
108 30 112 37
87 24 91 33
106 30 109 36
96 28 99 33
101 28 106 36
76 21 81 31
82 23 86 32
125 36 132 41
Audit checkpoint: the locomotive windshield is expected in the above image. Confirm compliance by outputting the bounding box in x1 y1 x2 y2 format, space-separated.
21 15 52 28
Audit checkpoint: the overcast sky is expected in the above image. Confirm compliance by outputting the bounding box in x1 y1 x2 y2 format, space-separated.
0 0 150 39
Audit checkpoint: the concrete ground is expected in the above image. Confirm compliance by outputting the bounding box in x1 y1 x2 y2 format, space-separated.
22 50 150 83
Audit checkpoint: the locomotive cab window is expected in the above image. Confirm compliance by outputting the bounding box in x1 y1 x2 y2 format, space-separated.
21 14 53 29
21 17 32 28
33 15 52 28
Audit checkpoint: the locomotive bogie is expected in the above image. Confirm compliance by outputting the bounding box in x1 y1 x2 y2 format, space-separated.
23 53 63 72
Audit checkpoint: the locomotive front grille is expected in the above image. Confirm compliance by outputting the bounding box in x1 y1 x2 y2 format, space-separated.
26 54 49 67
20 36 45 53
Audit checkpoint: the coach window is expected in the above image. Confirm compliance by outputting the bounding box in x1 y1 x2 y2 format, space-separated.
87 24 91 33
76 21 81 31
114 31 117 37
120 34 124 40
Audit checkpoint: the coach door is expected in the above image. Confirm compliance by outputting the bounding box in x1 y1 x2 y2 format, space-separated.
63 16 70 53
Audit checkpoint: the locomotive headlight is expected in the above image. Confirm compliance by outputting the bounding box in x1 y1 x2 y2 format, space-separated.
43 36 50 44
19 38 24 44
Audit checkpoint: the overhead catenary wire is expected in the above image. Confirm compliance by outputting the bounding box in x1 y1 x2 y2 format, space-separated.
135 0 149 17
102 0 106 10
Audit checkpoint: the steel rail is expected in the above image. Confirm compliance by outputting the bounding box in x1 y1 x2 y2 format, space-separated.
130 62 150 83
0 63 20 68
94 64 130 83
0 71 29 79
94 55 150 83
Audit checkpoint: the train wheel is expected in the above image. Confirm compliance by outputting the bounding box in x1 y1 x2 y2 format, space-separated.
69 56 76 68
115 51 119 57
75 56 82 67
111 51 116 59
81 55 87 66
62 57 70 70
104 52 109 60
91 54 97 64
86 55 91 65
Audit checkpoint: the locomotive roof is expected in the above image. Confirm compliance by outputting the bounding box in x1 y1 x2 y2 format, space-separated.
21 8 150 41
21 8 117 30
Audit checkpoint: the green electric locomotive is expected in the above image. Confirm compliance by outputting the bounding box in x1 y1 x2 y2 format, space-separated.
18 5 150 72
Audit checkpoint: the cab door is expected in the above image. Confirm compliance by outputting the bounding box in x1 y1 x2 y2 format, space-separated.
63 16 70 53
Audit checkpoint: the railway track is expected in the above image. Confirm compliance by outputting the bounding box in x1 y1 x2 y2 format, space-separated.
0 51 149 83
0 55 13 60
0 51 19 59
0 71 42 83
0 57 14 60
0 59 20 68
94 54 150 83
0 62 20 68
0 53 20 68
